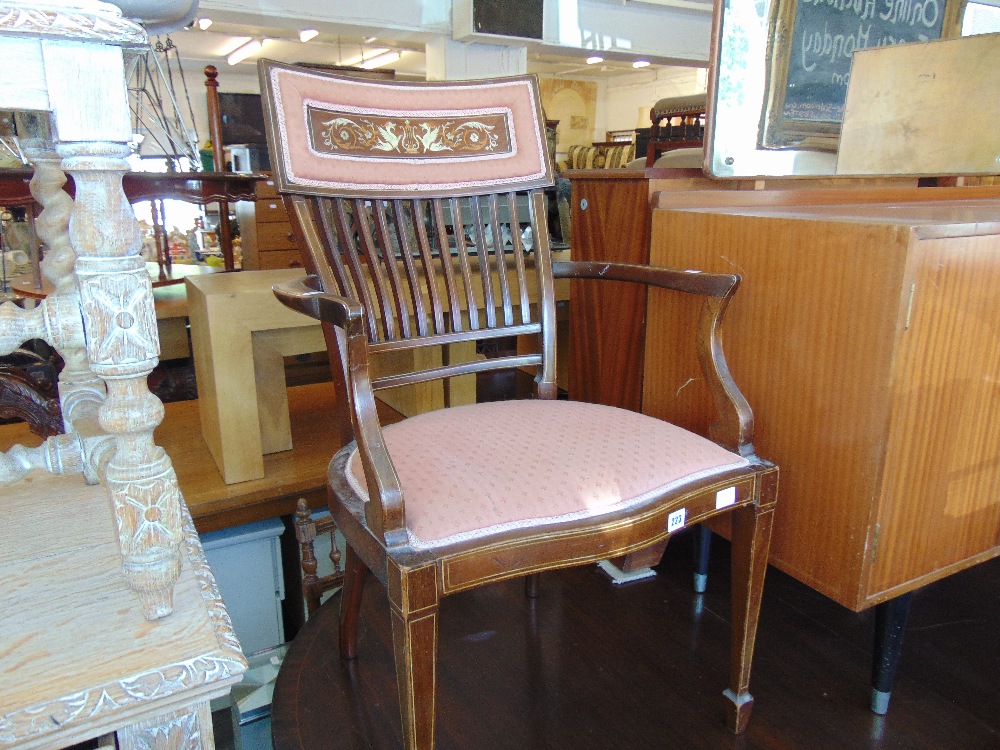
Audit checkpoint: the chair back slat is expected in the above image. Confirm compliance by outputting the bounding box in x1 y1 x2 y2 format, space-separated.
409 199 447 336
486 193 515 327
351 198 397 341
431 199 465 334
391 200 432 337
468 196 498 329
293 191 554 372
507 192 532 325
314 199 365 322
449 197 480 331
371 199 413 339
332 198 382 342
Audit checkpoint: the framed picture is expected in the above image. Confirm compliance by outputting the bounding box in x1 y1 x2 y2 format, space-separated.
759 0 967 150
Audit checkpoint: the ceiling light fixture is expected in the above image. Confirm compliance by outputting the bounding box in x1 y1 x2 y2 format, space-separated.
340 47 388 67
227 39 263 66
586 55 603 64
299 29 319 42
359 50 401 70
197 17 212 30
632 59 651 68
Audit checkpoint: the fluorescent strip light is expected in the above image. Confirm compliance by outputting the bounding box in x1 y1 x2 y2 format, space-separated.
586 55 604 64
359 50 401 69
632 59 651 68
227 39 263 66
299 29 319 42
197 17 212 30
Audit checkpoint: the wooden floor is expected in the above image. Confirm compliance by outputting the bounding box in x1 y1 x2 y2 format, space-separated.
271 531 1000 750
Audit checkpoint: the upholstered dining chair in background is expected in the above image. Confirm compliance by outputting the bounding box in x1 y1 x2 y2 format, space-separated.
259 59 778 750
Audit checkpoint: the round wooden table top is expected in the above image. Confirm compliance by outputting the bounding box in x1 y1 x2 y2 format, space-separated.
271 546 743 750
270 539 1000 750
9 272 53 299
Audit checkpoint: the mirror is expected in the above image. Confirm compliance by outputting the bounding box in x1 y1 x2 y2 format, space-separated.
704 0 993 177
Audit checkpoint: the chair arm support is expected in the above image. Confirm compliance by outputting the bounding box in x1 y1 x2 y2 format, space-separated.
272 275 361 329
272 276 409 548
553 260 754 456
699 294 755 456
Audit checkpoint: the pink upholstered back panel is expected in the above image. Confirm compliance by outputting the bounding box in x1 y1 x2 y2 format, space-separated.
259 61 554 198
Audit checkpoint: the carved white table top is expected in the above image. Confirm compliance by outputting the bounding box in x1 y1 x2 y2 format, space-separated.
0 471 247 749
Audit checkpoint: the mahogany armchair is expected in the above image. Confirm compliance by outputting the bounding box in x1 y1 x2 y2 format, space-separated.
259 60 778 749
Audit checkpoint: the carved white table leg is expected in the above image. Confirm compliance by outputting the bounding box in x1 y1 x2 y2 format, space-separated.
63 140 183 620
25 141 108 434
0 281 89 481
116 703 216 750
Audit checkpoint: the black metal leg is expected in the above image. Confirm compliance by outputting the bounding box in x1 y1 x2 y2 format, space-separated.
693 525 713 593
871 592 914 715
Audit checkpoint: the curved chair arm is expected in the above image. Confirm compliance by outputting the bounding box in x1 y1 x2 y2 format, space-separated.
552 260 755 456
273 277 409 548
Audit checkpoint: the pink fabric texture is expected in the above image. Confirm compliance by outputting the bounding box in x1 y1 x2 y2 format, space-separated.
346 399 748 549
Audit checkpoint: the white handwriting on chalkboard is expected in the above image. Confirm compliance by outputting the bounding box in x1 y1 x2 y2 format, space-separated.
800 21 934 71
800 22 870 70
801 0 940 26
879 0 939 26
801 0 878 20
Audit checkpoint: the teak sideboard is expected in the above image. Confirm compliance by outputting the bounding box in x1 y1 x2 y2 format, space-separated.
642 188 1000 611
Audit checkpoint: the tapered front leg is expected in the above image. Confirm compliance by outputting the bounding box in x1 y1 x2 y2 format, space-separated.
388 562 440 750
723 468 777 733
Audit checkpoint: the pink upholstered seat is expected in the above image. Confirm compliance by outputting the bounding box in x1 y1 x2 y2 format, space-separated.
347 400 748 548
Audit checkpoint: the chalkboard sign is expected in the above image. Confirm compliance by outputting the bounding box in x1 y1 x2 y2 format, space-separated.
760 0 966 148
473 0 544 40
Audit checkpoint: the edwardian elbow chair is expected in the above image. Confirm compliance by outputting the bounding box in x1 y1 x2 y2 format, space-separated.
259 59 778 749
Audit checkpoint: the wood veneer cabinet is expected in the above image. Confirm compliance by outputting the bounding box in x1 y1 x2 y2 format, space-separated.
566 169 718 410
644 190 1000 611
237 173 303 270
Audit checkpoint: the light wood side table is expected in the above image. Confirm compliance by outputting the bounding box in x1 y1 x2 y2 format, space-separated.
186 269 328 485
185 259 571 485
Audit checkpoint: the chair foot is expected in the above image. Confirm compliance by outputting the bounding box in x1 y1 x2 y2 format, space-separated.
723 688 754 733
